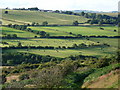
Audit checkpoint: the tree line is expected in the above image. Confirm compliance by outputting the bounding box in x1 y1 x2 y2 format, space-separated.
2 34 18 39
2 42 110 50
7 24 50 38
2 52 62 66
54 10 118 25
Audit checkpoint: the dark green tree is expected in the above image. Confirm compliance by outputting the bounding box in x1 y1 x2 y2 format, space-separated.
46 33 50 38
18 42 22 47
55 10 60 13
6 34 11 39
72 44 78 48
42 21 48 26
76 34 82 37
73 21 79 26
8 24 12 27
5 11 8 14
39 31 46 37
81 11 85 16
32 22 36 26
12 34 17 38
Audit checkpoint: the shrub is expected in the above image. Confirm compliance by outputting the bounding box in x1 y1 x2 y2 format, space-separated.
0 74 6 84
30 72 38 78
19 73 30 81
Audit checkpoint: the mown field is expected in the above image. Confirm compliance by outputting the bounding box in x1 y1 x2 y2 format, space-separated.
2 10 88 25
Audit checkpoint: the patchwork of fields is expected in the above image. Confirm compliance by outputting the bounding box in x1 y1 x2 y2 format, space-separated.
0 10 118 63
1 25 118 58
1 9 119 88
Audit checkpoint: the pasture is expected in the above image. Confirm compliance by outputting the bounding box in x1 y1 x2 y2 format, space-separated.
2 27 39 38
2 25 118 58
1 9 119 89
2 38 98 47
1 10 118 59
2 38 118 58
2 10 88 25
3 46 117 58
29 26 118 36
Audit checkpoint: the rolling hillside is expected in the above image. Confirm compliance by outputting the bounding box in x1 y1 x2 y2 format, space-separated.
1 9 119 89
29 26 118 36
2 10 88 25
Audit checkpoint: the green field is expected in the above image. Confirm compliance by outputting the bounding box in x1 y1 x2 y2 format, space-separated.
98 13 118 17
90 38 118 47
3 46 117 58
29 26 118 36
2 25 118 57
29 27 73 36
2 27 39 38
1 9 119 88
2 37 118 58
1 10 118 58
2 38 98 47
2 10 88 25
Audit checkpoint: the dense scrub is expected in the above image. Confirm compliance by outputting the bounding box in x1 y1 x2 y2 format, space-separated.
2 52 62 66
2 56 119 88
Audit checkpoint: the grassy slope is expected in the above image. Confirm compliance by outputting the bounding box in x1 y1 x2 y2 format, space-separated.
90 38 118 48
2 26 118 57
65 63 119 88
29 26 118 36
82 64 120 88
85 72 119 88
2 27 39 38
3 38 97 47
2 10 88 25
98 13 118 17
3 46 117 58
29 27 73 36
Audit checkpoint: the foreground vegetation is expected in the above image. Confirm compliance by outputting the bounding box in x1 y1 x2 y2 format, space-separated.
2 52 119 88
1 9 119 89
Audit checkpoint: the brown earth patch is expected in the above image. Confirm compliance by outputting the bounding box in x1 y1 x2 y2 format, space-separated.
82 69 120 88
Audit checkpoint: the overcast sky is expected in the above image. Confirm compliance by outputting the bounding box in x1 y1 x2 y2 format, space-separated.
0 0 119 11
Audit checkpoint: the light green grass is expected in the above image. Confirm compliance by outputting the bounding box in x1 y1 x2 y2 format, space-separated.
2 38 97 47
29 27 73 36
4 46 117 58
29 26 118 36
2 27 39 38
2 10 88 25
90 38 118 48
97 13 118 17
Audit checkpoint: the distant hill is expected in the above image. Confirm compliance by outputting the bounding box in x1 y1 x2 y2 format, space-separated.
72 10 104 13
1 10 88 25
72 10 118 17
72 10 118 13
111 11 118 13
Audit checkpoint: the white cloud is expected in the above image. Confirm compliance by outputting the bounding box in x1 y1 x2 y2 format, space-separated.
0 0 119 11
